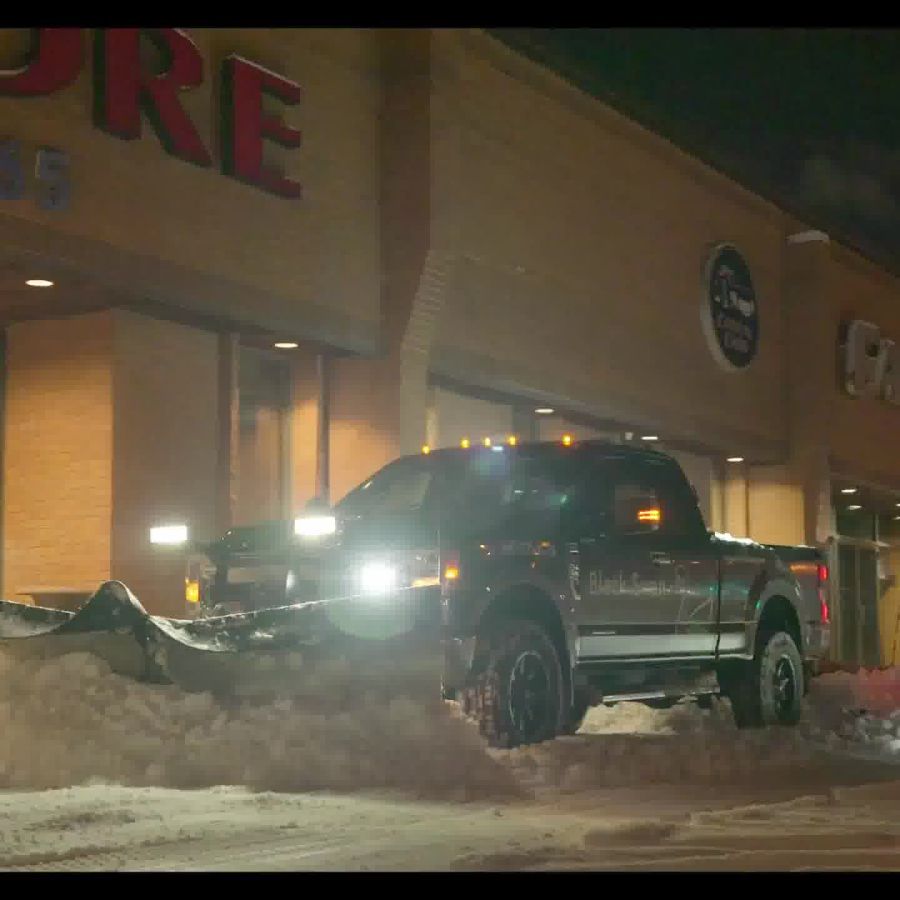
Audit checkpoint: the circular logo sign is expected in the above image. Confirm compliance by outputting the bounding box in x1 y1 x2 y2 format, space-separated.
701 244 759 370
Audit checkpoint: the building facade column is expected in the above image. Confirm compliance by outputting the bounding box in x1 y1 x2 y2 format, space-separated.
2 309 221 616
2 312 115 601
784 230 836 546
329 30 459 502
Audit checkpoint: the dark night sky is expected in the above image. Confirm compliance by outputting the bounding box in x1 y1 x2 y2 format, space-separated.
491 29 900 274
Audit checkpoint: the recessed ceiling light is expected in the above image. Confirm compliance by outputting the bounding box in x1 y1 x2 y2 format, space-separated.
726 456 745 463
840 488 858 495
535 407 555 415
26 279 53 288
641 435 659 441
846 505 862 511
273 341 298 349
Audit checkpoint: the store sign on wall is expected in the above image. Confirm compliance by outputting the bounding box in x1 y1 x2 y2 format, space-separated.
701 243 759 370
0 28 302 199
843 319 899 407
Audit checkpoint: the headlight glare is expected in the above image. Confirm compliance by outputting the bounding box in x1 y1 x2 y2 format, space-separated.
294 515 336 538
358 561 398 595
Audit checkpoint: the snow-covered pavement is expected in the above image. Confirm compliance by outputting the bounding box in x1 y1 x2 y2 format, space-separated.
2 759 899 871
1 649 899 870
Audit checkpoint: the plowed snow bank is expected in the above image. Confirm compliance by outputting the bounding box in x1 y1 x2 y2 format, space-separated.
2 649 898 798
0 650 517 799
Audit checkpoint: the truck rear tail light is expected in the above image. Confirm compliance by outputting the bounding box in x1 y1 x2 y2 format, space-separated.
817 564 830 624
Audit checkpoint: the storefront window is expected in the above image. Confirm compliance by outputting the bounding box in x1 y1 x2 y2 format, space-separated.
878 513 900 543
836 509 878 541
234 348 291 526
831 487 900 667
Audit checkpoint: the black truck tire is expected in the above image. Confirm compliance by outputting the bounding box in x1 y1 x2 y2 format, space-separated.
463 619 565 749
727 630 805 729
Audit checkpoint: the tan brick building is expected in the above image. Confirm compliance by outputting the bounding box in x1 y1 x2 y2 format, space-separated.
0 29 897 665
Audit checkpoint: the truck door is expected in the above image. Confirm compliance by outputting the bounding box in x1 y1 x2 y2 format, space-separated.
578 460 679 659
573 457 693 661
646 457 719 658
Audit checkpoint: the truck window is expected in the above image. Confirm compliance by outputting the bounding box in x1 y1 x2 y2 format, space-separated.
617 458 704 539
555 458 612 540
337 457 435 519
613 482 662 535
443 449 578 534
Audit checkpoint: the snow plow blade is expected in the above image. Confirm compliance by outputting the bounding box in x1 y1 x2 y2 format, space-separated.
0 581 444 699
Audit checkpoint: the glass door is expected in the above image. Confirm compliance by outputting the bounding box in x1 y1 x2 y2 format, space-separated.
234 348 291 526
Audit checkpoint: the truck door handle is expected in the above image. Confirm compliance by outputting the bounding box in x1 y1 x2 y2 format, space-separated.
651 552 673 566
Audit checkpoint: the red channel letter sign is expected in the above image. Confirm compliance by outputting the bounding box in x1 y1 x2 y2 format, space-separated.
0 28 303 199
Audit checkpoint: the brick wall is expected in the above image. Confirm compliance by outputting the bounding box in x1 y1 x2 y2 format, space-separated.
0 28 382 348
430 31 790 462
2 312 114 598
111 311 218 617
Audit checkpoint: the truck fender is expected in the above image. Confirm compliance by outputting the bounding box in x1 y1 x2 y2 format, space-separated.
473 581 577 701
747 577 803 652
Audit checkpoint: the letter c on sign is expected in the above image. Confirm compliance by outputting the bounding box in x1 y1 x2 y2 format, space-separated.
0 28 84 96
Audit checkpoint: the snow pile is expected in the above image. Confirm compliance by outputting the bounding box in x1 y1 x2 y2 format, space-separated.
0 649 519 800
495 699 814 793
3 646 899 801
810 668 900 718
803 669 900 760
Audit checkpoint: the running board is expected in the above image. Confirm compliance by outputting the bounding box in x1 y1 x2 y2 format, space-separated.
600 688 719 704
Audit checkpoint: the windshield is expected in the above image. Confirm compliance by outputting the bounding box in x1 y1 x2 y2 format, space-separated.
336 456 435 520
335 446 585 525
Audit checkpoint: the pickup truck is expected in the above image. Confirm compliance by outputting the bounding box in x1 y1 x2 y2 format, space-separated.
197 439 832 747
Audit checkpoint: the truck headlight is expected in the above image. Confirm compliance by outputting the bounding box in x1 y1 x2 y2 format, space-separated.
358 561 398 595
294 515 336 538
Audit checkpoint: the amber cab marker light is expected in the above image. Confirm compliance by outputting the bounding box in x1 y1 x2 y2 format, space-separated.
421 444 431 455
26 279 54 287
273 341 299 349
561 434 573 447
460 438 470 449
507 435 518 446
185 579 200 604
483 437 492 447
443 564 460 581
